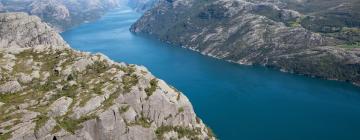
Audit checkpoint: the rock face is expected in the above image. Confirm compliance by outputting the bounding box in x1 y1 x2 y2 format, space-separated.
131 0 360 85
0 13 215 140
0 0 121 31
0 12 67 48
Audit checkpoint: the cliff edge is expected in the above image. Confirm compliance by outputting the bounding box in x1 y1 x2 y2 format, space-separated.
0 12 215 140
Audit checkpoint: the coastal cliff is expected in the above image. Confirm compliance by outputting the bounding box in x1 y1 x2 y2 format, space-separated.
0 12 215 140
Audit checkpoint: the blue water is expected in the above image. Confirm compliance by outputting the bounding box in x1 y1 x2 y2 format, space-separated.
62 7 360 140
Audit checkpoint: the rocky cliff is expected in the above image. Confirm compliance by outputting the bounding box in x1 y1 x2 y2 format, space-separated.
0 12 215 140
0 0 121 31
131 0 360 85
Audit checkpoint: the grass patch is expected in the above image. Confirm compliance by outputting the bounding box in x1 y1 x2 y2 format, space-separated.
0 132 12 140
61 85 78 98
337 42 360 49
86 61 109 74
51 125 61 134
101 91 120 110
57 115 97 134
122 75 138 93
35 115 49 131
145 79 158 99
155 125 202 140
118 65 136 74
129 116 152 128
178 107 184 113
119 105 130 114
78 94 93 107
0 113 23 124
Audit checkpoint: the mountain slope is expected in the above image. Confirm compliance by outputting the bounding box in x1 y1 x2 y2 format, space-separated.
128 0 159 12
0 12 215 140
0 0 121 31
131 0 360 85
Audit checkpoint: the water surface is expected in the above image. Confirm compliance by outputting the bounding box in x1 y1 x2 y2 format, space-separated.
62 7 360 140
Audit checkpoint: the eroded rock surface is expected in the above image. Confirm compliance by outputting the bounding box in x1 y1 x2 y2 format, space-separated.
0 12 215 140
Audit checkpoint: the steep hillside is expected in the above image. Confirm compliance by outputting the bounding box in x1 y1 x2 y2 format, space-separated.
0 0 121 31
0 12 215 140
131 0 360 85
128 0 159 12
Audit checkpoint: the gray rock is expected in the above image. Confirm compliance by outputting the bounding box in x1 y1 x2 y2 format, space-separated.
73 58 93 72
17 73 33 84
48 97 73 117
0 81 22 94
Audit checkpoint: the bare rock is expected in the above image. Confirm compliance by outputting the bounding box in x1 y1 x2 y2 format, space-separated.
48 97 73 117
0 81 22 94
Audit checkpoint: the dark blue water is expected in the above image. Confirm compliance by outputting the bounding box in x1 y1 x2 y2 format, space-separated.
62 7 360 140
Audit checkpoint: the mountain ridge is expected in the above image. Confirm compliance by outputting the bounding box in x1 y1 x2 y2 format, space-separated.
0 0 122 31
131 0 360 86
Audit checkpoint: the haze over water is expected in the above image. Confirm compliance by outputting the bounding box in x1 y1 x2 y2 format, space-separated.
62 7 360 140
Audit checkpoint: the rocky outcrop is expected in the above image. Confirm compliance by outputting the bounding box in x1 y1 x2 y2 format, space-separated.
0 0 122 31
0 13 215 140
131 0 360 85
0 12 67 48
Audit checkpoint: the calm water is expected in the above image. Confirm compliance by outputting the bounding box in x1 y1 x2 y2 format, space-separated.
62 7 360 140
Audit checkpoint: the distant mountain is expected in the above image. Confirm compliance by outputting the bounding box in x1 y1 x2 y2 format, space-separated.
0 12 215 140
128 0 159 12
131 0 360 85
0 0 121 31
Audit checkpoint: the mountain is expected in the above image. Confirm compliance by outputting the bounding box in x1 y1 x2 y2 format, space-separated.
131 0 360 86
0 0 121 31
0 12 215 140
128 0 159 12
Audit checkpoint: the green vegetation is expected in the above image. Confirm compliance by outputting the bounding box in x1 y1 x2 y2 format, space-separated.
155 125 202 140
78 94 93 107
87 61 109 74
93 84 103 95
61 85 78 98
0 132 12 140
35 115 49 131
0 113 23 125
337 42 360 49
145 78 158 99
51 125 61 134
178 107 184 113
122 74 138 93
119 105 130 114
129 116 152 128
117 65 136 74
288 20 301 27
101 91 120 110
57 115 97 134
